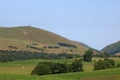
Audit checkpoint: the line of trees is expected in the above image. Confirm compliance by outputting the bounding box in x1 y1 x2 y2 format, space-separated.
43 46 60 49
31 59 83 75
0 49 94 62
58 42 77 48
26 45 44 51
0 50 80 62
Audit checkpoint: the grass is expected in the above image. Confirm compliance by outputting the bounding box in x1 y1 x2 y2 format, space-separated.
0 26 70 44
0 67 120 80
0 66 33 74
0 57 120 79
0 37 86 54
0 59 74 74
0 59 74 66
0 57 120 74
0 26 88 54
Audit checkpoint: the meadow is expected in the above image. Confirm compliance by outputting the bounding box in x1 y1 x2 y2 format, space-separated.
0 57 120 80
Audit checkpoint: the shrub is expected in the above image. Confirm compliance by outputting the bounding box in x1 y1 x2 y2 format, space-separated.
104 58 115 68
8 45 17 49
116 63 120 67
31 62 70 75
94 59 115 70
31 63 52 75
65 54 73 59
71 59 84 72
58 42 77 48
31 59 84 75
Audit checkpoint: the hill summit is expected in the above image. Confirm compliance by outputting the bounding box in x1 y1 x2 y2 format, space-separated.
0 26 71 44
0 26 88 54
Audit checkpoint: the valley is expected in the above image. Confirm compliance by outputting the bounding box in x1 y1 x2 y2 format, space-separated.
0 26 120 80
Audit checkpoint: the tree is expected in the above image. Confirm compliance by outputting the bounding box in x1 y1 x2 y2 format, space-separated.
65 54 73 59
104 58 115 68
94 60 102 70
31 62 71 75
94 59 115 70
83 49 93 62
31 59 84 76
31 63 52 75
117 63 120 67
71 59 84 72
56 63 69 73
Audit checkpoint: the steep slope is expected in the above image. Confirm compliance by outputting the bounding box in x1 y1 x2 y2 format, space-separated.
0 26 88 54
0 26 71 44
101 40 120 55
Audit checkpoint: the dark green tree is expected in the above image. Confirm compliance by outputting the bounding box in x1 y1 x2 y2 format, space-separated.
117 63 120 67
104 58 115 68
31 63 52 75
71 59 84 72
65 54 73 59
94 60 102 70
83 49 93 62
94 59 115 70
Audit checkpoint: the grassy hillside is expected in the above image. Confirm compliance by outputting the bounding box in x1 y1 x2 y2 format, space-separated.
0 26 89 54
0 26 72 44
102 40 120 55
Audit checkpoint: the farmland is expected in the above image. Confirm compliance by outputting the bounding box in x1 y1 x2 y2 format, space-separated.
0 57 120 80
0 67 120 80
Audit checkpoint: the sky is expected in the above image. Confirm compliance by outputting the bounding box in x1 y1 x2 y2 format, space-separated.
0 0 120 50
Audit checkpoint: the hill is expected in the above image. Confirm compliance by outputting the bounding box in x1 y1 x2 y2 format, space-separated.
73 41 100 54
101 40 120 55
73 41 91 49
0 26 89 54
0 26 71 44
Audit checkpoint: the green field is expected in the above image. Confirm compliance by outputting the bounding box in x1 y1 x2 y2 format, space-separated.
0 57 120 80
0 67 120 80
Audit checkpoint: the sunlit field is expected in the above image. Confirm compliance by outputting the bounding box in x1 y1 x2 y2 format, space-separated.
0 57 120 80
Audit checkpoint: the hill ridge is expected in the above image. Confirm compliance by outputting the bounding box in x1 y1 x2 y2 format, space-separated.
0 26 71 44
0 26 89 54
102 40 120 55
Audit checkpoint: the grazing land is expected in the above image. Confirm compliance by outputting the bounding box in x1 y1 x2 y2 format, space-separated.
0 57 120 80
0 67 120 80
0 26 88 54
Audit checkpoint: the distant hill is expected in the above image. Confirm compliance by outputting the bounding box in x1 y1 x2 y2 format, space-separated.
0 26 89 54
101 40 120 55
73 41 100 54
73 41 92 49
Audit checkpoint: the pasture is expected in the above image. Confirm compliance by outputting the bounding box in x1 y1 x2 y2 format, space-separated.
0 57 120 80
0 67 120 80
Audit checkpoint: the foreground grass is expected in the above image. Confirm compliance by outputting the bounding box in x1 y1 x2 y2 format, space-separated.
0 59 74 74
0 57 120 74
0 57 120 80
0 67 120 80
0 66 33 74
